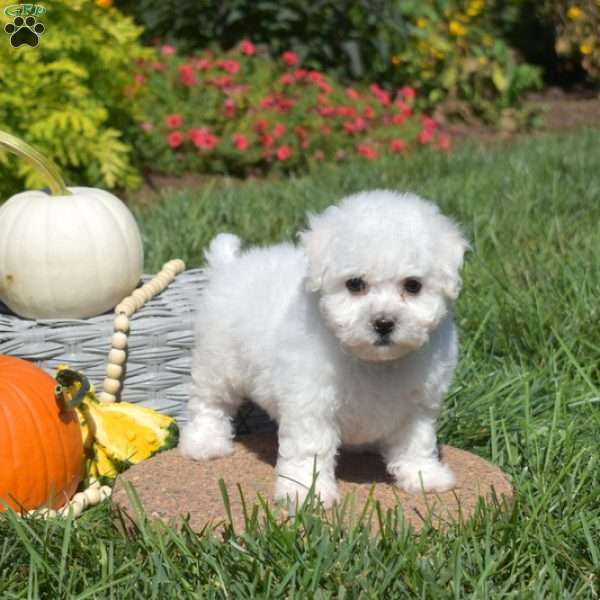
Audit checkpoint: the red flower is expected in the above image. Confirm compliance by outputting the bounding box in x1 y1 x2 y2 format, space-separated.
179 64 197 86
418 128 434 144
188 128 218 150
134 74 146 84
233 133 249 150
276 145 292 161
239 39 256 56
346 87 360 99
277 96 296 111
392 113 408 125
435 134 451 151
308 71 323 82
363 105 376 119
294 69 308 79
320 124 332 136
280 73 294 85
194 58 211 70
167 132 183 148
395 99 412 117
161 45 176 56
260 96 276 109
212 75 232 88
389 138 407 153
282 51 299 66
398 85 416 100
318 106 336 117
150 61 166 71
336 106 357 118
166 114 183 129
421 116 437 131
223 98 236 118
218 59 240 74
272 123 286 138
254 119 268 132
357 143 378 160
317 80 332 93
344 117 367 134
261 134 274 148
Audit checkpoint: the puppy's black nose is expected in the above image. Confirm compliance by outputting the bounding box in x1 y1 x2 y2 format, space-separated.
373 318 395 336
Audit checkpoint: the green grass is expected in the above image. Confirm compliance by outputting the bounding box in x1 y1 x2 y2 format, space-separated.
2 131 600 598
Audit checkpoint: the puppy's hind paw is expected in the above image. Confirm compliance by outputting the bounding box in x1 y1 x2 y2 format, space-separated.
389 459 456 494
178 419 234 461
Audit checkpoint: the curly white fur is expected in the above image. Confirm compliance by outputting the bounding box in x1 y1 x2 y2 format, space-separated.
179 190 468 507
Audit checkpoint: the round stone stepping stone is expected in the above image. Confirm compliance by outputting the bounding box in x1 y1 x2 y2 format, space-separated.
112 433 513 533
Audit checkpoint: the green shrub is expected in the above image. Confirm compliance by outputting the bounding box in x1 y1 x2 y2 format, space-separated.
391 0 543 126
118 0 541 127
541 1 600 82
128 43 451 178
0 0 149 200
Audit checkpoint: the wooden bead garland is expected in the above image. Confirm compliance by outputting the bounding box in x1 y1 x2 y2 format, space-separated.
97 259 186 403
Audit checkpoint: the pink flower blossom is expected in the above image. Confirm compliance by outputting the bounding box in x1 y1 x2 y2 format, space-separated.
272 123 286 138
166 114 183 129
276 145 292 160
261 134 274 148
357 143 378 160
179 64 197 86
141 121 154 132
435 134 451 151
308 71 323 82
277 97 295 111
280 73 294 85
194 58 211 70
167 131 183 148
282 51 299 66
188 128 218 150
233 133 249 150
395 99 412 117
317 80 332 93
320 124 332 136
212 75 232 88
260 96 276 109
239 39 256 56
254 119 268 132
223 98 236 118
418 128 434 144
150 61 166 71
363 105 376 119
294 69 308 79
346 87 360 99
389 138 407 153
398 85 416 100
218 59 240 74
134 74 146 84
421 116 437 131
392 113 408 125
161 45 176 56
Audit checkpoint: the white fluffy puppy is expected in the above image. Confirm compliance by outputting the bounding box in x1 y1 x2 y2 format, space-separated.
179 190 468 506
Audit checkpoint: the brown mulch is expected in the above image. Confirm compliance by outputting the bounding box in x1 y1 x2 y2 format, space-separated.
112 433 513 534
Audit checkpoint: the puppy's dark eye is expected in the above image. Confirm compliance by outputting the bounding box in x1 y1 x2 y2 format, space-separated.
403 278 422 295
346 277 367 294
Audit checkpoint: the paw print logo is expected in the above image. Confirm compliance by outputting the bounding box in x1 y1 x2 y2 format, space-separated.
4 15 45 48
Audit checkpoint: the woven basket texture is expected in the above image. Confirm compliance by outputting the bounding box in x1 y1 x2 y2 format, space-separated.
0 268 275 433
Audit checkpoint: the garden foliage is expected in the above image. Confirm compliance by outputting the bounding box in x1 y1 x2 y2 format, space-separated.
118 0 542 125
129 42 451 178
0 1 148 198
541 1 600 81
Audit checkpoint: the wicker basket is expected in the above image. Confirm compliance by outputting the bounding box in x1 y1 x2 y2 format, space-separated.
0 268 275 433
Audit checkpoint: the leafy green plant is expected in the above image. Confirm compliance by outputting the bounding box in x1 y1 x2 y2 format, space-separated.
391 0 543 126
541 1 600 82
0 0 149 200
128 42 451 178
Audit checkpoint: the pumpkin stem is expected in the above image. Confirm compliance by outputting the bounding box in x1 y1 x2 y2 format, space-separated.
55 369 90 411
0 130 71 196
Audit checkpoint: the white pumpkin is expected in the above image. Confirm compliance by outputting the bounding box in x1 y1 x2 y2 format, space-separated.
0 186 144 319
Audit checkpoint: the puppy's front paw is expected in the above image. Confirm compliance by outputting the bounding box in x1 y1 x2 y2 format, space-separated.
178 418 234 461
274 474 339 510
389 459 456 494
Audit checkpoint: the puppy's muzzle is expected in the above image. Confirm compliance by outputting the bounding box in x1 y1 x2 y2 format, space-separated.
373 317 395 337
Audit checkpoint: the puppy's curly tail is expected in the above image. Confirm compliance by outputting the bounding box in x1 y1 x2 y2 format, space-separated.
204 233 241 268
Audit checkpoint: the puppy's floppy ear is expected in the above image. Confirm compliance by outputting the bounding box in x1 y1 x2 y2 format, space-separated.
298 207 340 292
436 217 470 301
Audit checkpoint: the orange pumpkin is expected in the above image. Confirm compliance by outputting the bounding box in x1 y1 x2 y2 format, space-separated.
0 356 83 512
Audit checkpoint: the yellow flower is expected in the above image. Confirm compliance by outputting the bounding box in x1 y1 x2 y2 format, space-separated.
391 55 402 65
96 0 113 7
416 18 428 28
567 6 583 19
482 34 493 47
467 0 484 17
580 42 593 55
449 20 466 36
